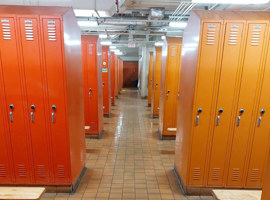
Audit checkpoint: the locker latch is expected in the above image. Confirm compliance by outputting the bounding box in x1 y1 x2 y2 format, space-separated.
196 108 202 126
258 109 265 127
9 104 14 122
89 88 92 98
166 90 170 100
237 108 244 126
216 108 223 126
30 104 35 123
51 105 56 123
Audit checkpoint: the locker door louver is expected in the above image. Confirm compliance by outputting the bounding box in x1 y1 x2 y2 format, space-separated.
18 165 27 177
212 168 221 181
57 165 65 178
0 165 7 177
250 169 260 182
38 165 46 178
206 24 216 45
251 25 261 46
229 25 239 45
192 167 201 181
1 19 11 40
47 20 56 41
24 20 34 41
231 168 240 181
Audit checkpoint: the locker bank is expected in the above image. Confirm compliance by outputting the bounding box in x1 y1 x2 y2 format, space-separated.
1 2 270 200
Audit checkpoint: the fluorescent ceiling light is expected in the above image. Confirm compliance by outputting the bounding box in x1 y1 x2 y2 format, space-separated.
169 21 187 28
155 41 164 47
161 36 166 40
99 34 107 39
110 46 116 49
101 40 112 46
115 51 123 55
192 0 269 4
111 49 120 53
77 21 98 27
74 9 99 17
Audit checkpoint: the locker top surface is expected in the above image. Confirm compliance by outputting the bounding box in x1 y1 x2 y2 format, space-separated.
0 5 71 17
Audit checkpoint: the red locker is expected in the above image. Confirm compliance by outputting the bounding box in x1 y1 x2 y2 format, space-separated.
0 6 86 191
102 46 111 117
111 52 115 105
81 35 104 138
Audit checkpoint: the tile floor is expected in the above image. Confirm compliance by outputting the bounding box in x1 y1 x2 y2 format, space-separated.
42 89 213 200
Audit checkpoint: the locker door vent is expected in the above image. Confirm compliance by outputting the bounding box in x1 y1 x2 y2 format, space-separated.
229 26 239 45
57 165 65 178
91 122 96 130
231 168 240 181
212 168 220 181
18 165 27 177
89 44 93 55
206 25 216 45
192 167 201 181
251 25 261 46
1 19 11 40
24 20 34 41
47 21 56 41
250 169 260 182
38 165 46 178
0 165 7 177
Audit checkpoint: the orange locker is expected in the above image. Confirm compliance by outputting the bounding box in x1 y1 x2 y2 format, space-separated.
151 47 162 118
175 10 270 195
147 52 154 107
119 58 124 91
81 35 104 138
158 37 182 139
114 56 119 97
111 52 115 105
102 46 111 117
0 6 86 191
261 148 270 200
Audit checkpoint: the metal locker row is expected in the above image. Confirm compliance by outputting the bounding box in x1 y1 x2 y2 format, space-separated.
81 35 104 138
158 37 182 139
174 10 270 195
147 52 154 107
111 52 115 105
0 6 85 190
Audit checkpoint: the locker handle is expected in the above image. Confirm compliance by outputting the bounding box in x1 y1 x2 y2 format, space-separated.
89 88 92 98
237 116 241 126
31 112 34 123
166 90 170 100
196 108 202 126
52 112 55 123
258 116 262 127
216 116 220 126
216 108 223 126
9 111 13 122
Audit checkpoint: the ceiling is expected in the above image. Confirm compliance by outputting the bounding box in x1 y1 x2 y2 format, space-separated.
1 0 270 60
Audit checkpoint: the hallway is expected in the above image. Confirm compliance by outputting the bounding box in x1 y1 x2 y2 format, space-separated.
42 89 213 200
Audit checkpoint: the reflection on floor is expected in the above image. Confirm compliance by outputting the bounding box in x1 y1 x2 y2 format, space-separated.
42 89 213 200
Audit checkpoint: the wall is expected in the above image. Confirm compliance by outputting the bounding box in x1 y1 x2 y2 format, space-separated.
123 61 138 87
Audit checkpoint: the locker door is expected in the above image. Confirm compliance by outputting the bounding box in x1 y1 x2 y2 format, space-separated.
152 48 162 116
42 18 70 183
245 41 270 187
0 17 32 183
86 43 99 133
111 52 115 105
148 52 153 106
0 56 13 184
208 22 245 186
227 23 267 187
163 45 181 134
189 22 222 186
19 17 51 183
102 47 111 115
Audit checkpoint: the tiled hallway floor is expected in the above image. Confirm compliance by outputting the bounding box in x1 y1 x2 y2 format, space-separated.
42 89 213 200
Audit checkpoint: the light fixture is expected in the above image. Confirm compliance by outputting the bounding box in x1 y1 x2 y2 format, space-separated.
99 34 107 39
169 21 187 28
101 40 112 46
115 51 123 55
192 0 269 4
110 46 116 49
161 36 166 40
110 49 120 53
77 21 98 27
74 9 98 17
155 41 164 47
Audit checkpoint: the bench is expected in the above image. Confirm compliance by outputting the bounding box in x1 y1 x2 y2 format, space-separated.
0 187 45 200
212 189 262 200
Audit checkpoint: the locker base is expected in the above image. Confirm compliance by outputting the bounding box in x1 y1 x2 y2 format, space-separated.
85 130 104 139
151 114 159 118
173 166 212 196
157 130 176 140
148 104 151 107
104 113 111 118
